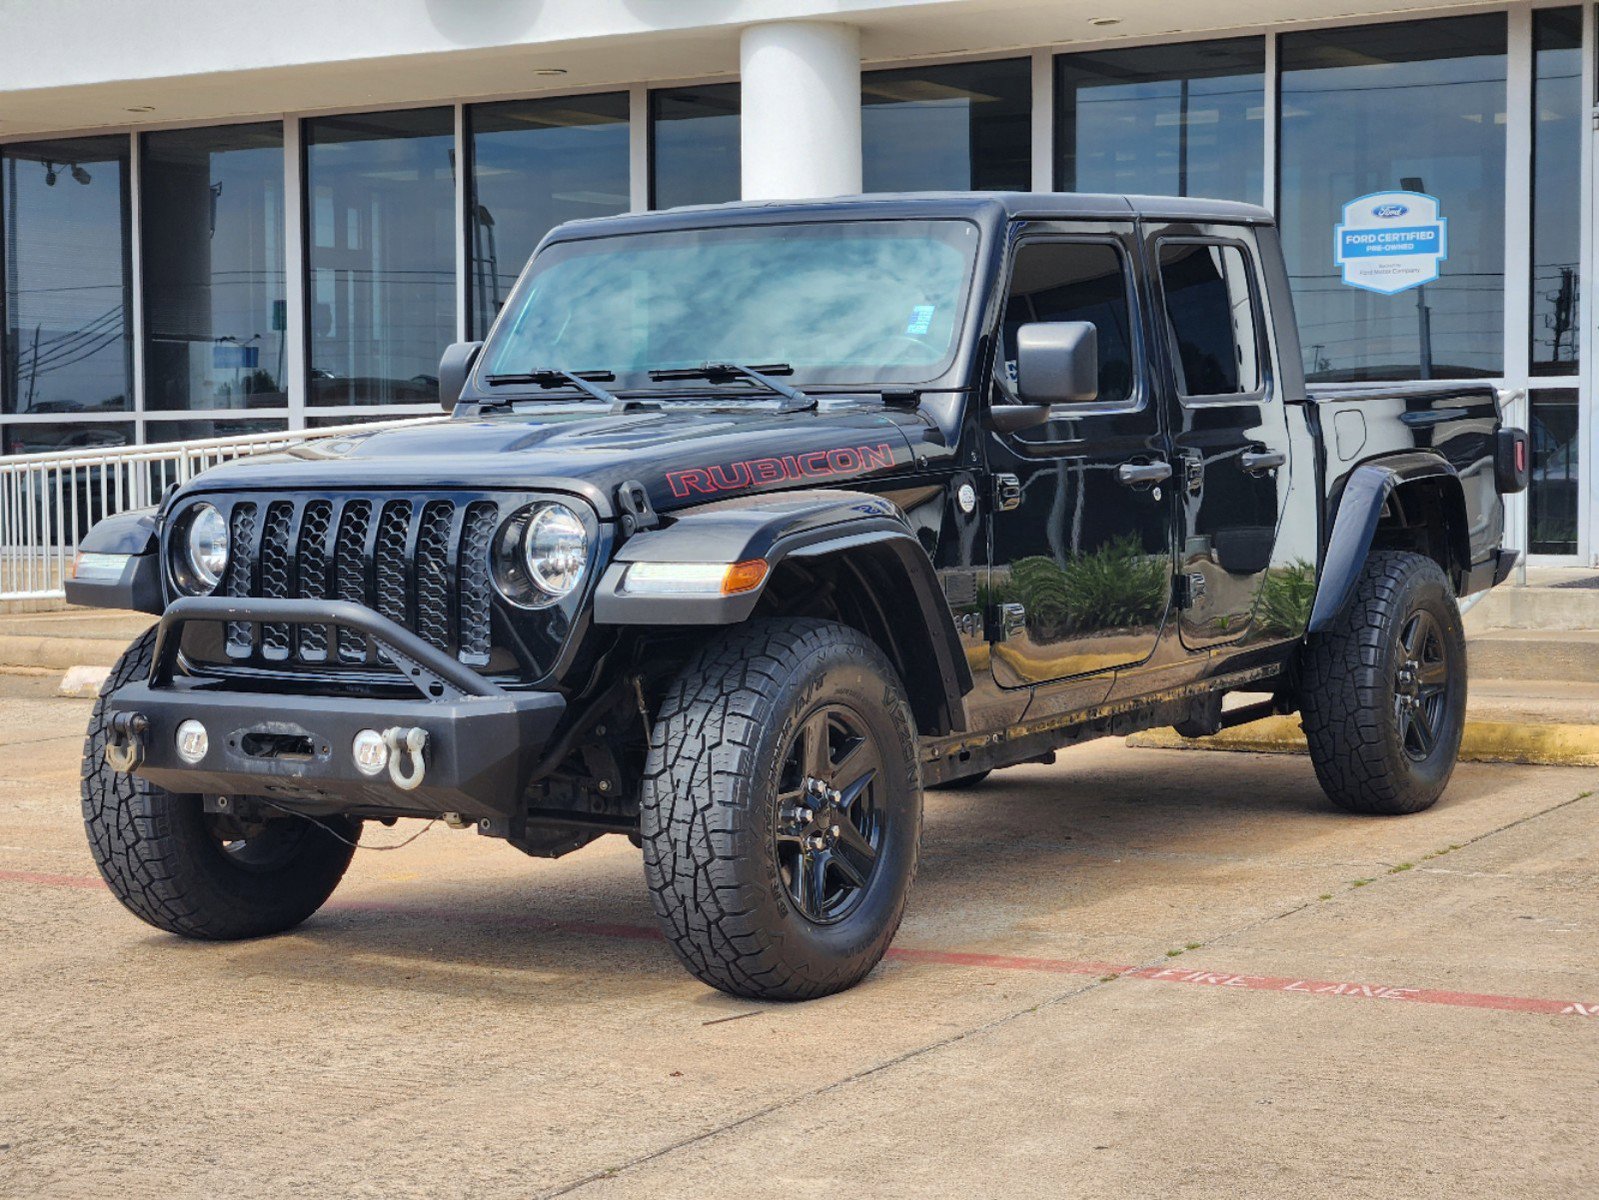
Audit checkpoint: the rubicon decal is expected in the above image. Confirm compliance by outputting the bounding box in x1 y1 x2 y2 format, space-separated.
665 442 897 499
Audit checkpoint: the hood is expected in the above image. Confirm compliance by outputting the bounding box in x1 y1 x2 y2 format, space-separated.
179 401 935 518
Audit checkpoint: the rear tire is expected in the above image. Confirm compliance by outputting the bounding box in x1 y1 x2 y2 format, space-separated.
641 618 922 1000
82 629 358 939
1300 551 1467 815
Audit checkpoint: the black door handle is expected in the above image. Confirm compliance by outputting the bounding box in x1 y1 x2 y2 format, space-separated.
1240 449 1286 474
1116 460 1173 486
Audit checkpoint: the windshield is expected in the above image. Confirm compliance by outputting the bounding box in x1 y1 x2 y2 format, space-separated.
482 219 980 389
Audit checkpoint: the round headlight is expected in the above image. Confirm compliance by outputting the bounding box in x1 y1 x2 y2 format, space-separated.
182 503 229 594
522 503 588 602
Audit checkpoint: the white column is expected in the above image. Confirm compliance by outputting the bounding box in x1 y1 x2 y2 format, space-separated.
739 21 861 200
1030 48 1053 193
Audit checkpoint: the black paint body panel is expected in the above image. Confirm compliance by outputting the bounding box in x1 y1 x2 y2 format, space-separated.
68 192 1515 807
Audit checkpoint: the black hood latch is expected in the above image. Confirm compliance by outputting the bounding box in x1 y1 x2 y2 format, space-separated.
616 480 660 537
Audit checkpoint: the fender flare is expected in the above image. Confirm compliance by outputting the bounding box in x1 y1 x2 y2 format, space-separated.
593 488 972 732
1307 455 1470 634
63 508 163 614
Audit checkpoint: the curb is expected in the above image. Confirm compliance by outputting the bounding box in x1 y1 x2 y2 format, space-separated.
0 634 130 673
1128 715 1599 768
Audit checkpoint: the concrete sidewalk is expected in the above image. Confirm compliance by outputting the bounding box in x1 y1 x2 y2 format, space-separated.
1 678 1594 1198
0 608 152 673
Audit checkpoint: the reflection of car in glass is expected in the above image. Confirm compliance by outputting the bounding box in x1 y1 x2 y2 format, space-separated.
8 423 132 542
69 194 1527 1000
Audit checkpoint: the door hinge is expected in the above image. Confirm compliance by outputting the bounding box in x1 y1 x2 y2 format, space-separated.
1182 454 1204 496
986 602 1027 641
1174 571 1207 610
993 473 1022 512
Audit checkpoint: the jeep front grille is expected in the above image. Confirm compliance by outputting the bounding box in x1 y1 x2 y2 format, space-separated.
199 494 505 671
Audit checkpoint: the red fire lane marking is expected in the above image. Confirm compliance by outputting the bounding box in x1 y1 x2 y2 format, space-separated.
4 869 1595 1018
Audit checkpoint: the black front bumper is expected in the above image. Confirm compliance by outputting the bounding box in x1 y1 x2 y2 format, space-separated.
103 597 566 819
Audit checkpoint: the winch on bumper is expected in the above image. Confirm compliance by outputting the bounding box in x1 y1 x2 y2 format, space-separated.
101 596 566 819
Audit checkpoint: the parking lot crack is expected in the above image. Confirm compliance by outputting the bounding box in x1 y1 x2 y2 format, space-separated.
536 974 1118 1198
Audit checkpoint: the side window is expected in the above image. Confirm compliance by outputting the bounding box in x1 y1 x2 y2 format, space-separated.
1000 240 1136 407
1157 241 1264 398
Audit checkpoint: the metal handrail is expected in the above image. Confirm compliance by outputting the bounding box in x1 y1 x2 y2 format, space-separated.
0 416 443 601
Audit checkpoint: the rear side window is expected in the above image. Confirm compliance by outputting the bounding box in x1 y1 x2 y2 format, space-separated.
1001 240 1137 407
1157 241 1264 398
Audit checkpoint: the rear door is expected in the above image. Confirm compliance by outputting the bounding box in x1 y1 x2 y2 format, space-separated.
1144 226 1294 649
986 223 1174 688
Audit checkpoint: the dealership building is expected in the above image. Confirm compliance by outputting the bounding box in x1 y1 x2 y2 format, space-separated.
0 0 1589 561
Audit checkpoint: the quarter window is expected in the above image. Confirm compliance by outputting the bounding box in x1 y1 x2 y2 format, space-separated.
1000 240 1137 407
1158 241 1263 398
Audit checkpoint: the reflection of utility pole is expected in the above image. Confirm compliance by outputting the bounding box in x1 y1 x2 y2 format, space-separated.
473 205 500 335
26 325 40 409
1177 77 1189 197
1401 177 1433 380
1549 266 1575 364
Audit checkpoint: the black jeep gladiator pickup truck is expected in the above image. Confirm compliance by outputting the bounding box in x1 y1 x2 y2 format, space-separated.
68 193 1527 1000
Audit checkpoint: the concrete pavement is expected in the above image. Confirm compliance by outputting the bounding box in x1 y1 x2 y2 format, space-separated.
0 678 1595 1198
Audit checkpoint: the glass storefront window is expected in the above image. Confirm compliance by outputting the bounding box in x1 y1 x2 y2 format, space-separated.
1529 389 1579 554
2 135 132 416
467 94 631 339
305 109 456 408
1 420 132 456
1531 8 1582 376
862 59 1031 191
1280 17 1507 383
142 415 287 441
1055 39 1265 203
142 124 285 413
649 85 740 210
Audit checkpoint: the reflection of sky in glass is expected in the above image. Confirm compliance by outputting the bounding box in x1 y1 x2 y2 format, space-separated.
650 86 740 211
469 95 631 338
861 60 1031 192
3 136 131 415
1280 17 1506 382
305 110 455 405
490 221 978 386
142 124 285 412
1057 40 1264 204
1530 7 1581 376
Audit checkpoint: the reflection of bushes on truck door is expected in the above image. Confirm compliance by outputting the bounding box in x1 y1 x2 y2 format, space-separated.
988 535 1168 639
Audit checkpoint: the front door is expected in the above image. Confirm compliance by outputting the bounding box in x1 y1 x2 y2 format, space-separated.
987 225 1174 687
1144 228 1293 648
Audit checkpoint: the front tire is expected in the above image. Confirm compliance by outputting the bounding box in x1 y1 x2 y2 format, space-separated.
1300 551 1467 815
82 629 358 939
641 618 922 1000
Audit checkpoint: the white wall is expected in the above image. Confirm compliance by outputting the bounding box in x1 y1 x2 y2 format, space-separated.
0 0 1488 139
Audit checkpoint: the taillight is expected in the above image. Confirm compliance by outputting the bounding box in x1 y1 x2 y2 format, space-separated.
1495 427 1529 494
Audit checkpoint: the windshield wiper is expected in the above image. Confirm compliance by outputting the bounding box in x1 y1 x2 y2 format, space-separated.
483 368 620 406
648 362 816 413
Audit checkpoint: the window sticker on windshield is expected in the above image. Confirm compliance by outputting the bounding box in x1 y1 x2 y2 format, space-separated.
906 305 936 336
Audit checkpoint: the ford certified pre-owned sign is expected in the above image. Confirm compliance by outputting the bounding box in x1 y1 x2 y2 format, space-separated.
1334 190 1447 295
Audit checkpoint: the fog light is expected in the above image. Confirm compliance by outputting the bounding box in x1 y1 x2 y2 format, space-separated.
352 729 389 777
175 719 208 764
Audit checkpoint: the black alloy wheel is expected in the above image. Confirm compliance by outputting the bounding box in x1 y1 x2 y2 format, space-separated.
1393 609 1450 763
774 705 885 924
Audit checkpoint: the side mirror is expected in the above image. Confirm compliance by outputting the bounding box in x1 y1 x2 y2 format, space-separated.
439 341 484 411
1015 321 1098 407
